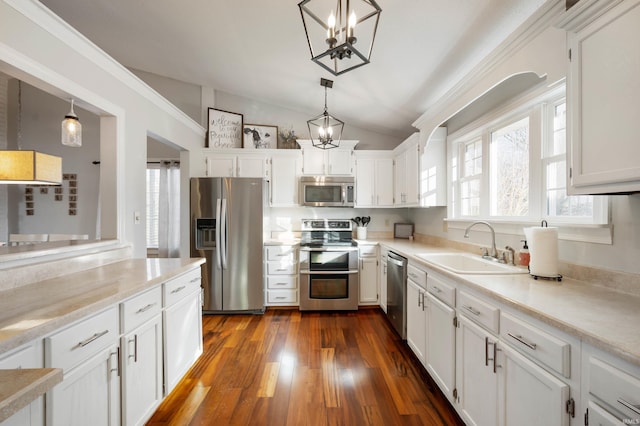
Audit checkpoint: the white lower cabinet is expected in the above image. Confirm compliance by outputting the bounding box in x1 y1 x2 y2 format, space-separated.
46 306 120 426
163 269 204 395
426 293 455 398
456 315 499 426
358 244 378 305
406 264 428 365
120 287 164 426
499 342 570 426
0 341 44 426
264 245 299 306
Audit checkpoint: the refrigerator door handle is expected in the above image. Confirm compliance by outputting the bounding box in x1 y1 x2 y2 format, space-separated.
221 198 228 269
215 198 222 269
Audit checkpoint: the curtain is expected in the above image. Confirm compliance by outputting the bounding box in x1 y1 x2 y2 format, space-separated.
158 160 180 258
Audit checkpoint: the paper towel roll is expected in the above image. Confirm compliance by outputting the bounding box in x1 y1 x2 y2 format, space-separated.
523 226 559 277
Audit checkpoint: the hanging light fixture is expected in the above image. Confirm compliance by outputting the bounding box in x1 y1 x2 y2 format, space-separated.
0 81 62 185
61 98 82 147
307 78 344 149
298 0 381 76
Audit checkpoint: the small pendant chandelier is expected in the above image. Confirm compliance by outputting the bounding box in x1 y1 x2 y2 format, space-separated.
307 78 344 150
298 0 381 76
61 99 82 147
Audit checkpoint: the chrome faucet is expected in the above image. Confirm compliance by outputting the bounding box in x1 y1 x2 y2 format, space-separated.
464 221 498 260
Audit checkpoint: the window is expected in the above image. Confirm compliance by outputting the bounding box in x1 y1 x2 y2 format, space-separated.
146 166 160 248
448 86 607 229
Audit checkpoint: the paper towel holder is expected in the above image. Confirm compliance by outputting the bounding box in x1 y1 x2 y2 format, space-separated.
529 219 563 281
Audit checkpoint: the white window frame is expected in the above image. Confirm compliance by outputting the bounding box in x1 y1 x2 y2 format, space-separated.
446 84 611 244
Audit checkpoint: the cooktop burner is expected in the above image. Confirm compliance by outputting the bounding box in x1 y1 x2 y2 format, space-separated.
300 219 354 248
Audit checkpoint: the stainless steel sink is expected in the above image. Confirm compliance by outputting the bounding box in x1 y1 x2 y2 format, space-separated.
415 252 528 275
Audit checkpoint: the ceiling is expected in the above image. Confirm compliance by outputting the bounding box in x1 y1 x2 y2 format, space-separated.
38 0 547 142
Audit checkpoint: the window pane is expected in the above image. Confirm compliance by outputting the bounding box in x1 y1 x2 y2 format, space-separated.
146 168 160 248
463 140 482 177
546 160 566 191
461 178 480 216
551 103 566 156
490 117 529 216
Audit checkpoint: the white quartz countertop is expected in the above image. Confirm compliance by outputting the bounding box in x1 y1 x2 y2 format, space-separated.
366 238 640 367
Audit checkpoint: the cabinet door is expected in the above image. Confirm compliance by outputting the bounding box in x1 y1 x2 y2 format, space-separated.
359 257 378 304
0 342 44 426
566 0 640 194
48 343 120 426
326 150 352 175
121 315 163 426
404 144 420 205
379 251 388 313
426 293 456 398
237 156 269 178
355 158 375 207
394 151 406 205
270 155 300 207
456 316 499 426
376 159 395 206
406 279 427 365
164 290 203 394
498 343 570 426
206 155 236 177
301 149 325 175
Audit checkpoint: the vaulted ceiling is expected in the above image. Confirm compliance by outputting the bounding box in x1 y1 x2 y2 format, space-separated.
39 0 547 142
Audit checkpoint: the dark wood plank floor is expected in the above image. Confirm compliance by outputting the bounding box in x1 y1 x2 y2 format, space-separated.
147 308 465 426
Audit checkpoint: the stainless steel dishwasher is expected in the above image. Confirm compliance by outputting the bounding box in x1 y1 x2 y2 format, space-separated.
386 251 407 339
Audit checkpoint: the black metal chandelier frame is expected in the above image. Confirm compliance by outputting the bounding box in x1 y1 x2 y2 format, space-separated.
307 78 344 150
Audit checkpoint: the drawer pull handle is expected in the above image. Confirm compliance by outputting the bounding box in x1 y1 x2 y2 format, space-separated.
618 398 640 415
170 286 186 294
276 268 288 272
275 283 287 286
276 253 290 257
408 272 418 279
189 277 200 284
136 303 157 314
432 286 442 293
275 296 287 300
77 330 109 348
507 332 537 350
462 305 481 316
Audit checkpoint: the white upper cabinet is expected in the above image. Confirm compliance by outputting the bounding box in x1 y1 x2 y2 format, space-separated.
420 127 447 207
393 133 420 206
560 0 640 194
270 151 302 207
354 152 394 207
205 152 270 178
297 140 358 176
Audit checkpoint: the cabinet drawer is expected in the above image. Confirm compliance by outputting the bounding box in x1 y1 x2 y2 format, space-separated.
164 268 202 307
426 271 455 307
500 312 570 377
267 289 298 304
0 341 42 369
407 264 427 289
587 400 625 426
267 275 298 289
121 286 162 333
358 245 377 257
589 357 640 420
266 245 298 261
458 290 499 333
266 261 296 275
45 306 119 371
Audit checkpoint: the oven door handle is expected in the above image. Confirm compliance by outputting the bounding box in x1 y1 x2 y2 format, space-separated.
299 269 359 275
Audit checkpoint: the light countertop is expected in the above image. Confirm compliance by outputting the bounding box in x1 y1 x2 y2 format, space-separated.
364 238 640 367
0 368 62 423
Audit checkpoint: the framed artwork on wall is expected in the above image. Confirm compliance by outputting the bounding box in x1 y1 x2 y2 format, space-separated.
207 108 243 148
243 124 278 149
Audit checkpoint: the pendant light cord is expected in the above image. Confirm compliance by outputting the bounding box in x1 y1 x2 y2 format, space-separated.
17 81 22 151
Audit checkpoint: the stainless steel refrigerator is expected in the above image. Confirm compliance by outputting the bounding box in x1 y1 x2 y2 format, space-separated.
190 177 266 313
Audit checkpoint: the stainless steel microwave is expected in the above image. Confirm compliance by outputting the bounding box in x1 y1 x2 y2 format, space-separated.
299 176 355 207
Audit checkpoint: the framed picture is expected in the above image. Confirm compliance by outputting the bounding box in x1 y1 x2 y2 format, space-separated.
207 108 243 148
243 124 278 149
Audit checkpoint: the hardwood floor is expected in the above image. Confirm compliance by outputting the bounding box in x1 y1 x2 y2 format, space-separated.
147 309 464 426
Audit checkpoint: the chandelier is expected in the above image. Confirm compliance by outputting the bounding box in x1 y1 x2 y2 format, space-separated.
61 99 82 147
307 78 344 149
298 0 382 76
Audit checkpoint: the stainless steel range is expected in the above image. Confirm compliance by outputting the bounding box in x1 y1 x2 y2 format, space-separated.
299 219 359 311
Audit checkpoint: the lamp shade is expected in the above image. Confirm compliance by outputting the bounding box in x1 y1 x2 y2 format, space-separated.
0 150 62 184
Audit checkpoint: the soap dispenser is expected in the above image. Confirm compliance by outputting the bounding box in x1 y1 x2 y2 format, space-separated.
519 240 530 268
